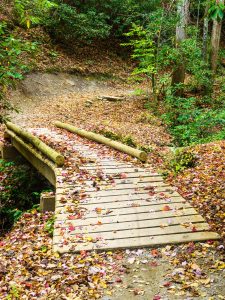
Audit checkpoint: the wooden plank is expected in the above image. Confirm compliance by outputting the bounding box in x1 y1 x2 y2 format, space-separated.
83 163 133 168
53 231 220 253
55 223 210 240
55 207 198 226
56 186 179 198
84 169 158 177
110 173 161 178
84 182 170 193
54 215 205 235
84 176 164 186
55 196 186 209
56 202 192 220
80 166 148 172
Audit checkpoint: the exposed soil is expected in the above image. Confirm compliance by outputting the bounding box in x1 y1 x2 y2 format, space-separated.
9 72 172 149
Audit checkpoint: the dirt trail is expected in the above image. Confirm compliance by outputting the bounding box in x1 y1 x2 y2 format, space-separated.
9 72 171 149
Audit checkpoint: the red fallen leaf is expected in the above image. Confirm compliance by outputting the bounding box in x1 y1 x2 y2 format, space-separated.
23 213 31 218
97 221 102 225
24 282 32 289
153 296 161 300
115 277 122 283
115 255 123 260
120 172 127 179
148 191 156 196
80 250 87 257
207 240 214 245
162 205 171 211
144 186 155 190
150 261 158 267
60 197 67 203
163 281 172 287
0 242 5 247
159 192 165 196
151 249 159 257
69 225 75 231
192 226 197 232
67 215 76 220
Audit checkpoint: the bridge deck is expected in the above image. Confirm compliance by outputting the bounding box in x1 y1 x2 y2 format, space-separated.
39 129 219 253
7 127 219 253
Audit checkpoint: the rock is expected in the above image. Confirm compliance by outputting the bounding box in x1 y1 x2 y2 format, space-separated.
97 95 126 102
65 79 75 86
85 100 93 107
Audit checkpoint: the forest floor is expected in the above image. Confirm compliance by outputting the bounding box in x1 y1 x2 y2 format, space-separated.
0 72 224 299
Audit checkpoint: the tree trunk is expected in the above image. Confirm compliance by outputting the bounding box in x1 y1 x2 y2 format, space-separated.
202 16 209 62
210 0 224 73
172 0 190 90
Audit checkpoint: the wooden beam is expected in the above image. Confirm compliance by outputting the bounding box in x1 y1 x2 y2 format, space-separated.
6 129 57 186
6 122 65 166
55 121 147 162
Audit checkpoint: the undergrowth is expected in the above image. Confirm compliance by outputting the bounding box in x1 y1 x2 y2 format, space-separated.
0 158 52 233
165 148 197 176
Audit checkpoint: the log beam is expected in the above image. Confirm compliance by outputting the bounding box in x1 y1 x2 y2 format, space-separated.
54 121 147 162
6 129 57 186
5 122 64 166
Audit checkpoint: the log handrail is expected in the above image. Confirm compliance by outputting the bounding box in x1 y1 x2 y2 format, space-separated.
6 122 65 166
54 121 147 162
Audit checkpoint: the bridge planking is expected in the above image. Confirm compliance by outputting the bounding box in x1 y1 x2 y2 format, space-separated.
3 126 219 253
53 147 220 253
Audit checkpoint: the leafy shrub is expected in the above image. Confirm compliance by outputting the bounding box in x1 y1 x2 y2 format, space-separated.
14 0 57 28
0 159 52 232
64 0 162 38
162 94 225 146
168 149 197 175
0 22 37 122
45 3 111 43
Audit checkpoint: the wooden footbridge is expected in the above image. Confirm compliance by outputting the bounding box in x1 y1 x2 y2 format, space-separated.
1 121 220 253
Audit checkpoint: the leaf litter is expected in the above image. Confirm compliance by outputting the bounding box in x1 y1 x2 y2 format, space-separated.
1 75 224 299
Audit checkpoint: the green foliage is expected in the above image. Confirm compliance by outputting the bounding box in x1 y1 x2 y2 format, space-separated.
45 3 110 43
123 24 156 77
0 159 51 232
167 148 197 175
34 0 163 43
162 94 225 146
6 284 20 300
44 215 55 236
208 0 225 20
122 7 177 99
68 0 162 38
0 22 37 122
14 0 57 28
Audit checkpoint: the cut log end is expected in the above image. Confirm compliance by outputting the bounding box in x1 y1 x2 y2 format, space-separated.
139 151 148 162
56 156 65 167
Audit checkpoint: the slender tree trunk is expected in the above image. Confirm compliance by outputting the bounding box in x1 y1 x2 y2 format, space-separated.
202 15 209 62
172 0 190 90
210 0 224 73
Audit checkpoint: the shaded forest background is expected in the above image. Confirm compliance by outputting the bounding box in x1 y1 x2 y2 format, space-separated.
0 0 225 146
